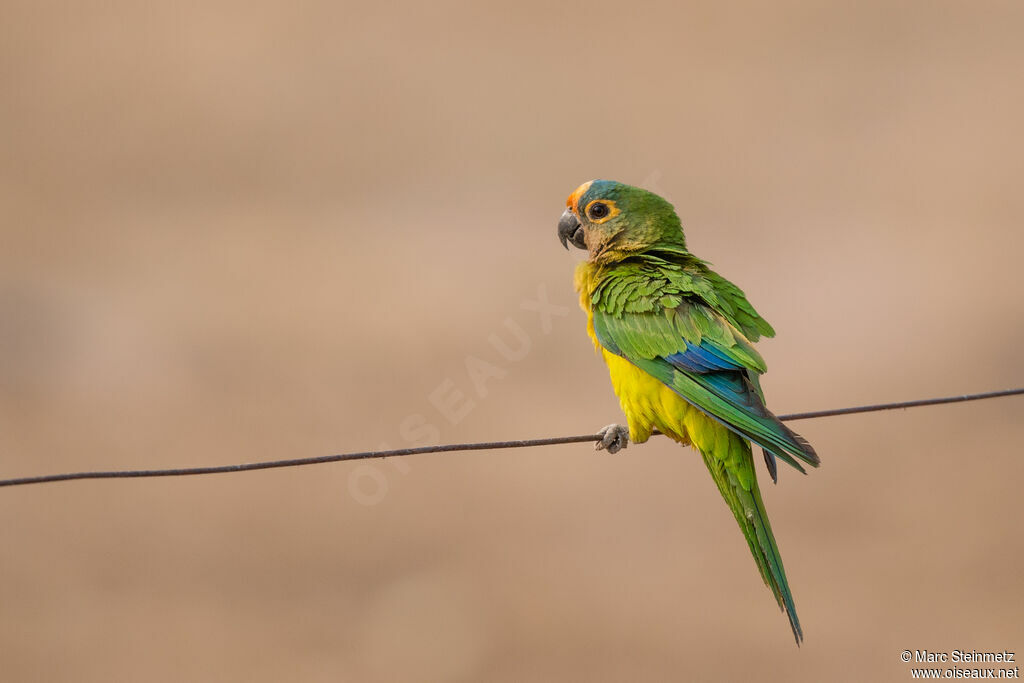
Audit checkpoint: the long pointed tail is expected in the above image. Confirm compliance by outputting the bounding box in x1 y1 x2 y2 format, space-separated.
699 433 803 644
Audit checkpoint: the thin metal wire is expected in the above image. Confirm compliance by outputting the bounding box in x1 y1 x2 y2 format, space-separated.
1 387 1021 488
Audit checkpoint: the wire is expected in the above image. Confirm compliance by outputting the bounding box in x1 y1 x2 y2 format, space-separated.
1 387 1021 489
769 387 1024 421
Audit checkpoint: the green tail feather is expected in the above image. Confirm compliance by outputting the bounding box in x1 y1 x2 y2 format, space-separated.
699 434 803 644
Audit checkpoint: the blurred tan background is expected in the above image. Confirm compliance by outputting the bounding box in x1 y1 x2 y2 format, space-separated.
2 1 1023 681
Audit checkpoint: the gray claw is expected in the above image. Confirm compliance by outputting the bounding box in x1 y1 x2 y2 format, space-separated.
595 423 630 454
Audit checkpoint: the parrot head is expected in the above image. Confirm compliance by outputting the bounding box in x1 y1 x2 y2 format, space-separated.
558 180 686 262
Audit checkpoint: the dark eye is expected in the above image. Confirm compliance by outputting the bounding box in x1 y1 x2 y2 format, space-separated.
588 202 609 220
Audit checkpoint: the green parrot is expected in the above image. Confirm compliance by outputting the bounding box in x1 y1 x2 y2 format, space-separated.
558 179 819 643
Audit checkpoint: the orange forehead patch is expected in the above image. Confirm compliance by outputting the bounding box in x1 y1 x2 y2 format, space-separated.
566 180 594 213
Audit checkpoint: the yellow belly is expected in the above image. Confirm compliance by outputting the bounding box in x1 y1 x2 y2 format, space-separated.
602 349 735 459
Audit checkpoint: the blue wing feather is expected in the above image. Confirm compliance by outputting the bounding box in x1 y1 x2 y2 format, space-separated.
665 341 743 373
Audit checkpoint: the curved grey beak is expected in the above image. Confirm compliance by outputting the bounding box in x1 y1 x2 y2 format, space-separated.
558 209 586 250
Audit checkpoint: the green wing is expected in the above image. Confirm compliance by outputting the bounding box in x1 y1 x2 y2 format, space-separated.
590 253 819 473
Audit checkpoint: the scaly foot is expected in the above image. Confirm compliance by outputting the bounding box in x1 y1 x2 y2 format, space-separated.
595 423 630 454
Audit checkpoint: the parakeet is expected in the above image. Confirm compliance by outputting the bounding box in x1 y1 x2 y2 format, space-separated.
558 179 819 643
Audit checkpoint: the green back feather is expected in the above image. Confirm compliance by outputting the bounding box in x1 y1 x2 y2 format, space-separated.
590 252 818 471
